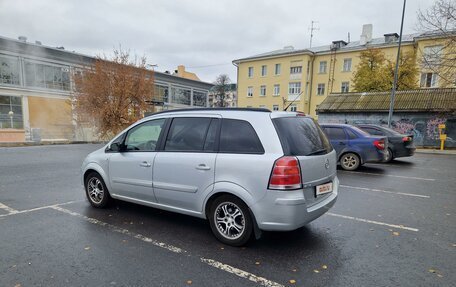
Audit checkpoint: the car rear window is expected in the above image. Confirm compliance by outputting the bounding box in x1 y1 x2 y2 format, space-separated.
273 117 332 156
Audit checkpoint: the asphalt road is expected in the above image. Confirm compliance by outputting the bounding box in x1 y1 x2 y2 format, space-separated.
0 144 455 287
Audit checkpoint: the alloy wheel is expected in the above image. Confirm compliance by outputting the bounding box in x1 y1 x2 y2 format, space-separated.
214 202 245 240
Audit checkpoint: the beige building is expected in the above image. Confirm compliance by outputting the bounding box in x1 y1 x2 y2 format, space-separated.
233 25 455 117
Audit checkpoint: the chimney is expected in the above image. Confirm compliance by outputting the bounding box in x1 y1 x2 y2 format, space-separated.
360 24 373 45
18 36 27 42
384 33 399 43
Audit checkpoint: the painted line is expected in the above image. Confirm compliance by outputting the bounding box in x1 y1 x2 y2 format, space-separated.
201 258 285 287
0 202 18 214
340 184 430 199
339 170 435 181
50 206 184 254
366 162 439 171
0 200 81 218
326 212 419 232
50 206 285 287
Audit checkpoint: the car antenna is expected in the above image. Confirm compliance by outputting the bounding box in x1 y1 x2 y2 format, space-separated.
284 90 304 111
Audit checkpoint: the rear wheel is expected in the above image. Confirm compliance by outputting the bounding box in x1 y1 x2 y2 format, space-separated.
208 195 254 247
340 153 360 171
384 148 394 163
85 172 111 208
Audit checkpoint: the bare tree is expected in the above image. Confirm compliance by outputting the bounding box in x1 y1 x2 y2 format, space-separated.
417 0 456 87
73 48 154 139
213 74 231 107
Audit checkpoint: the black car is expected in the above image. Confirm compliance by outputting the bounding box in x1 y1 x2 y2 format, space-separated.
356 124 416 162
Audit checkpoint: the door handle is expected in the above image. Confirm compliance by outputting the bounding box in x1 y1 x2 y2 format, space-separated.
139 161 151 167
195 164 211 170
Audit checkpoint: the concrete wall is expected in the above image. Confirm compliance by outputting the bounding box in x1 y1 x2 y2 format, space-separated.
317 112 456 148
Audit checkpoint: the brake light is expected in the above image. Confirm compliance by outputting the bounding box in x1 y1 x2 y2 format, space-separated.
402 136 412 142
268 156 302 190
373 139 385 150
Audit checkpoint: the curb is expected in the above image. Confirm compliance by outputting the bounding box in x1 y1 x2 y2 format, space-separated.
0 141 106 147
415 149 456 155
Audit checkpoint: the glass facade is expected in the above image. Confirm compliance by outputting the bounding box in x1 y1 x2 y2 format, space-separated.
171 86 191 105
24 61 71 91
0 95 23 129
154 84 169 103
193 90 207 107
0 55 20 85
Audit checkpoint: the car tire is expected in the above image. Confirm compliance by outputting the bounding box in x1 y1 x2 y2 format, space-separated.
340 153 360 171
385 148 394 163
84 172 111 208
208 195 254 247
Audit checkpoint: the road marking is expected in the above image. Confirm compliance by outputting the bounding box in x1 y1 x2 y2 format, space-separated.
340 184 430 199
49 206 285 287
339 170 435 181
326 212 419 232
0 200 81 218
366 162 439 171
201 258 285 287
0 202 18 214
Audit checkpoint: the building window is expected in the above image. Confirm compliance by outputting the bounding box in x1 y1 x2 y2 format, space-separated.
272 104 279 111
0 55 21 85
24 61 71 91
420 73 438 88
171 86 191 105
290 66 302 74
288 82 301 95
319 61 327 74
193 90 208 107
422 45 443 68
0 95 23 129
275 63 281 75
341 82 350 93
317 83 325 95
261 65 267 76
154 84 169 103
290 104 297 112
273 84 280 96
247 86 253 97
248 67 254 78
343 58 352 72
260 85 266 97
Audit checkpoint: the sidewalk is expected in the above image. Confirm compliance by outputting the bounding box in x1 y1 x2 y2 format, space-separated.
415 148 456 155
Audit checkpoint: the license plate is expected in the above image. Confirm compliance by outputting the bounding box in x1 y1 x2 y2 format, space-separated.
316 182 333 196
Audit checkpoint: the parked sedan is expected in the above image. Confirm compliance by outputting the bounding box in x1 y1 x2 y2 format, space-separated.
356 124 416 162
320 124 387 170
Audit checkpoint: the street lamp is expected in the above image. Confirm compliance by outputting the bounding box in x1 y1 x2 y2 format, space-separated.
387 0 407 127
8 110 14 129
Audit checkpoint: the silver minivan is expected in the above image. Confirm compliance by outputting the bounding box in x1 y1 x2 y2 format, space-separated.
81 108 338 246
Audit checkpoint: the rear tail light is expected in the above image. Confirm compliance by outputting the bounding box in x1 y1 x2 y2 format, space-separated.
268 156 302 190
402 136 412 142
373 139 385 150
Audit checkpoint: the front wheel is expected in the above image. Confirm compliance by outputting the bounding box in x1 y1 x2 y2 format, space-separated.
85 172 111 208
208 195 254 247
340 153 360 171
384 148 394 163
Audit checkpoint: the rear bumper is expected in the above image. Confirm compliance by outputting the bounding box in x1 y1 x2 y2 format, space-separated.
394 146 416 158
252 177 339 231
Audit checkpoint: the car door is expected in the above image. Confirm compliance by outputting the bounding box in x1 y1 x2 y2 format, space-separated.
108 118 166 202
324 127 348 155
152 116 219 212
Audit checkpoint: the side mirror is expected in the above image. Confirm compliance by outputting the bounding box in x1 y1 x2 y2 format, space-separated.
109 142 122 152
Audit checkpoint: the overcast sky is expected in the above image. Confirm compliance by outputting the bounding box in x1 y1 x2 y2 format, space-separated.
0 0 436 83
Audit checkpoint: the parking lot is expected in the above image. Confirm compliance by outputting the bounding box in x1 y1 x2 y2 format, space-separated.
0 144 455 286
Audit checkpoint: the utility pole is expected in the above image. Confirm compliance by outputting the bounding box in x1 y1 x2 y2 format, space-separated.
309 21 319 48
388 0 406 128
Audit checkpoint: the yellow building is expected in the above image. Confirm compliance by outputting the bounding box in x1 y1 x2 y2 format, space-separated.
233 25 455 117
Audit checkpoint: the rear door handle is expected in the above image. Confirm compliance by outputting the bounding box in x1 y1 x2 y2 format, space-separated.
139 161 151 167
196 164 211 170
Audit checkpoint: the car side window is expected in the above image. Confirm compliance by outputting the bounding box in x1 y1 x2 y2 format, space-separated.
165 117 212 151
362 127 384 136
124 119 166 151
346 128 358 139
203 119 220 152
324 127 346 140
219 119 264 154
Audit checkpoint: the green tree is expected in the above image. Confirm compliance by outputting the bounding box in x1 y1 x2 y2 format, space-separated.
352 49 390 92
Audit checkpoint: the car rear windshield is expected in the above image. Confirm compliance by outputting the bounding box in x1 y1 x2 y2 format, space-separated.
273 117 332 156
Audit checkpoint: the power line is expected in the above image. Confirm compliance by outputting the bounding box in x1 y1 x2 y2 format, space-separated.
186 63 232 69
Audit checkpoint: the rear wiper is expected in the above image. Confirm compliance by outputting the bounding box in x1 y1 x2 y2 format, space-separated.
306 148 328 156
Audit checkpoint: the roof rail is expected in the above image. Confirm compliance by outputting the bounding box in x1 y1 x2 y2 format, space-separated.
144 107 271 117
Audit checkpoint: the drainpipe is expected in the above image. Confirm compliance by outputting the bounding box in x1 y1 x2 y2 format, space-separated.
308 54 316 115
233 61 239 107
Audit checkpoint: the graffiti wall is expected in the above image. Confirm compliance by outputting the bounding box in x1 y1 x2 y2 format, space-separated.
317 112 456 148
